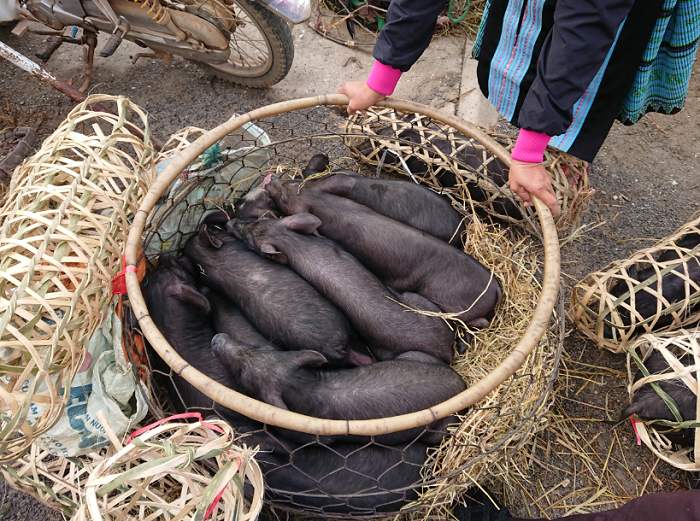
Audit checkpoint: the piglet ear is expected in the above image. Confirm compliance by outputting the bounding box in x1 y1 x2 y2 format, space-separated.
292 350 328 368
203 210 232 225
263 174 278 191
212 333 243 373
261 243 288 264
628 265 639 281
317 174 356 196
260 389 289 410
305 153 330 173
199 224 223 249
176 256 196 274
225 219 243 240
171 284 211 314
283 213 322 235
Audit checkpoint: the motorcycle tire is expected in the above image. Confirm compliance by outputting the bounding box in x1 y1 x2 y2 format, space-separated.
194 0 294 88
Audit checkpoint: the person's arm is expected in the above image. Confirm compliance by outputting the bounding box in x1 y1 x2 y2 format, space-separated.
337 0 447 114
510 0 635 216
372 0 449 73
519 0 635 136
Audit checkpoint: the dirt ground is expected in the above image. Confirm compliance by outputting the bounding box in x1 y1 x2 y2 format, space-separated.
0 21 699 520
487 56 700 518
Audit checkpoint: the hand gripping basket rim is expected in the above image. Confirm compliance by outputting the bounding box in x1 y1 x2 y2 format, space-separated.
124 95 561 439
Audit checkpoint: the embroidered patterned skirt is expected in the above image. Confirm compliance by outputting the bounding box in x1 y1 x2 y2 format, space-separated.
473 0 700 161
619 0 700 124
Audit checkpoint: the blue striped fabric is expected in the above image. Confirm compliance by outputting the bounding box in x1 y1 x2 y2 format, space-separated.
549 19 627 151
487 0 547 121
471 0 491 58
618 0 700 123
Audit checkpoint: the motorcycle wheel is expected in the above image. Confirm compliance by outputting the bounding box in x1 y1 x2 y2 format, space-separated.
193 0 294 88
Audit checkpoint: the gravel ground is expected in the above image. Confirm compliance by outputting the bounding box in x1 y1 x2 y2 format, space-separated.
0 22 699 520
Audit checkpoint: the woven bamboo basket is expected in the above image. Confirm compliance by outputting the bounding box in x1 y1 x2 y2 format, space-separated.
0 442 112 516
70 415 263 521
344 108 592 234
571 211 700 353
123 96 563 518
626 331 700 471
0 95 155 463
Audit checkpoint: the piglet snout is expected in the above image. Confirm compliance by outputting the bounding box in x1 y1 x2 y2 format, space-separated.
262 172 274 189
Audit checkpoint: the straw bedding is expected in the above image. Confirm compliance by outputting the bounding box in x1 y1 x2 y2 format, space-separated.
405 207 562 515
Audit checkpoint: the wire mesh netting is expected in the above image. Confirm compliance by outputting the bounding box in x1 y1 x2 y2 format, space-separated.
122 103 565 518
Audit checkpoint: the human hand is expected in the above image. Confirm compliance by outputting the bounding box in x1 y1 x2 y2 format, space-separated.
336 81 386 115
509 159 559 216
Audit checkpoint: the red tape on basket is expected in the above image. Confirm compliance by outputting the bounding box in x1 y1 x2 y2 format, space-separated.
127 413 233 519
111 255 138 295
203 450 243 521
126 412 225 444
629 415 642 445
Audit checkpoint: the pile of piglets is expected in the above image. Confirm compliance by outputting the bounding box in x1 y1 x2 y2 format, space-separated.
139 154 503 513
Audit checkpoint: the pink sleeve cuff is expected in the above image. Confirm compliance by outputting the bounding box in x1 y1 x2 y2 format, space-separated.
511 129 551 163
366 61 402 96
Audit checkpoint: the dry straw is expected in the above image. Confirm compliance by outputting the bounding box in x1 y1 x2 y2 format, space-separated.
571 211 700 353
486 348 654 518
71 415 263 521
625 331 699 471
0 443 112 516
343 108 592 235
408 212 562 515
0 95 155 463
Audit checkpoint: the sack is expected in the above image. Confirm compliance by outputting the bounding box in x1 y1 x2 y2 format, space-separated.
32 298 148 457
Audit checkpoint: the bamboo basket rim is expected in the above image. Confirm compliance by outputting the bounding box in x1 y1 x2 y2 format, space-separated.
124 95 561 437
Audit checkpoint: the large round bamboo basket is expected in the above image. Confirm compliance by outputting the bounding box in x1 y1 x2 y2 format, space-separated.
124 96 562 518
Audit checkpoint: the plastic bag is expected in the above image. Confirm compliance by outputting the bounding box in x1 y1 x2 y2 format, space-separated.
145 119 270 256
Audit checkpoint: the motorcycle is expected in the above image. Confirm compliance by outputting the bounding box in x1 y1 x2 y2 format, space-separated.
0 0 309 88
